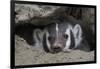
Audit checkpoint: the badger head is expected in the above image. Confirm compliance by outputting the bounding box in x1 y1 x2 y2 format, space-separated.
43 22 82 53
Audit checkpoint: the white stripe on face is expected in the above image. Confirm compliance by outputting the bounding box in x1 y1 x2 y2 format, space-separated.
56 23 59 38
56 23 59 32
45 30 52 52
63 25 72 52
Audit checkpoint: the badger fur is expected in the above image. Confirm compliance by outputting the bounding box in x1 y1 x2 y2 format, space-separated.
33 17 95 53
42 22 82 53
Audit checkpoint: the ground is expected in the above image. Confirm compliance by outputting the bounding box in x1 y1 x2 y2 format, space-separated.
15 35 94 66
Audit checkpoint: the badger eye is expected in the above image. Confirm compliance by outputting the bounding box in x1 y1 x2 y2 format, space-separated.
48 36 52 41
64 34 68 39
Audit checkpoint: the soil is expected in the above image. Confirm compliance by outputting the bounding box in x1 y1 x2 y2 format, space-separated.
15 35 94 66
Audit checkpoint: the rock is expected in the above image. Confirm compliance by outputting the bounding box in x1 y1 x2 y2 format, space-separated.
15 4 60 24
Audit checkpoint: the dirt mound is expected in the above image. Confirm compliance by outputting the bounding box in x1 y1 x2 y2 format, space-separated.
15 35 94 65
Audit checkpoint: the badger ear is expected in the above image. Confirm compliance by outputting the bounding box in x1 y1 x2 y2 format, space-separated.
73 24 82 38
34 29 43 41
72 24 82 48
33 29 44 47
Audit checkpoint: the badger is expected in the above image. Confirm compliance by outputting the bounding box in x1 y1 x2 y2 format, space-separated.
33 17 95 53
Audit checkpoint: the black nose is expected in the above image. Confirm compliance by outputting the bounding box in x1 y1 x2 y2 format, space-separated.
52 46 62 52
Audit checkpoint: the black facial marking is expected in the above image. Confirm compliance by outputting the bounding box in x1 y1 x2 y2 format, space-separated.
43 33 50 52
69 30 75 49
63 34 68 39
48 36 55 42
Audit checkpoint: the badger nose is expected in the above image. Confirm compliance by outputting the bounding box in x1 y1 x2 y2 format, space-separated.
53 46 61 50
52 45 62 52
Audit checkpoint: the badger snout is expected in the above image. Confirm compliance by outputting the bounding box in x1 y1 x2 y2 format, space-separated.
51 43 63 53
